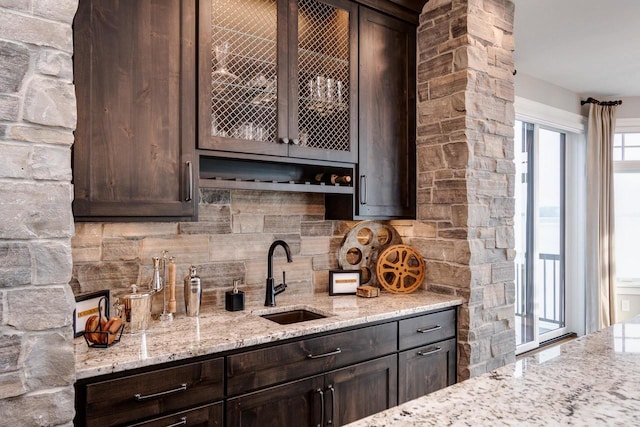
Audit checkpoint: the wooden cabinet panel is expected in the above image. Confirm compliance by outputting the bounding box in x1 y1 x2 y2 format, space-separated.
398 337 457 404
357 6 416 219
227 355 397 427
327 354 397 426
398 309 457 351
84 358 224 426
227 322 397 396
73 0 196 220
129 402 223 427
227 375 324 427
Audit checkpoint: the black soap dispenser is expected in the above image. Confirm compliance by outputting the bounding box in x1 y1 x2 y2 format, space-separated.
225 280 245 311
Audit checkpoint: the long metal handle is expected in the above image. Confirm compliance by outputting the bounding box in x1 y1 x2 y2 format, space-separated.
165 417 187 427
316 388 325 427
359 175 366 205
327 385 335 425
134 383 187 401
307 348 342 359
416 325 441 334
417 346 442 356
185 161 193 202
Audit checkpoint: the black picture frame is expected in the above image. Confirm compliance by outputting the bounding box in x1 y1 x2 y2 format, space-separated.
329 269 362 295
73 290 110 338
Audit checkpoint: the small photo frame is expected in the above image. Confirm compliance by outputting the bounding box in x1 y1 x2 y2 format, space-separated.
73 290 110 338
329 269 362 295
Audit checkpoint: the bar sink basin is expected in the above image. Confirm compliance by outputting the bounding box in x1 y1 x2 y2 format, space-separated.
261 309 327 325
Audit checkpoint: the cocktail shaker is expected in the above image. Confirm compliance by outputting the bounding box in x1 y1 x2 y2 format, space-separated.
184 266 202 317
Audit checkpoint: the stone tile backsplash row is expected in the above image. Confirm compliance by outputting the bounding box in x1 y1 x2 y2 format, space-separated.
71 189 352 314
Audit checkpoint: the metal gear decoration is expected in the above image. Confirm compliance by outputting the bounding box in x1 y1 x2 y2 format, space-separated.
338 221 402 287
376 244 426 294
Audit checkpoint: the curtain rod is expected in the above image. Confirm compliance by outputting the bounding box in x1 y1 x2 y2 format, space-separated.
580 97 623 106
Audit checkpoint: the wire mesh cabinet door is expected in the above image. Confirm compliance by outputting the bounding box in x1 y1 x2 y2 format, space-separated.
198 0 357 163
199 0 287 156
289 0 358 163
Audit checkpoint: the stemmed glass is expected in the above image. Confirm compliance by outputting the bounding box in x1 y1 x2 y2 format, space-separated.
212 41 238 81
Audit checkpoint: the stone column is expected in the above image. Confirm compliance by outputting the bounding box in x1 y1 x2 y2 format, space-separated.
416 0 516 379
0 1 78 424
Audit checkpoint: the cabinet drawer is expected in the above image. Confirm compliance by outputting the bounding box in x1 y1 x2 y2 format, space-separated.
398 309 456 351
85 358 224 427
129 402 223 427
227 322 397 396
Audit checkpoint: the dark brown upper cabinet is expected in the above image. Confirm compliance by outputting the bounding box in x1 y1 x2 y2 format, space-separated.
355 6 416 219
198 0 358 164
326 5 417 220
73 0 197 221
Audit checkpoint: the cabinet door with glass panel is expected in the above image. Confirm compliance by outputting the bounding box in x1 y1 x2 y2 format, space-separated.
198 0 357 163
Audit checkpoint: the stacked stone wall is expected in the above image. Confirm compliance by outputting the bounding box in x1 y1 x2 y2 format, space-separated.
0 0 78 424
416 0 516 379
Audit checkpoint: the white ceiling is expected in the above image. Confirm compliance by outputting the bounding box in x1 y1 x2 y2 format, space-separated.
513 0 640 98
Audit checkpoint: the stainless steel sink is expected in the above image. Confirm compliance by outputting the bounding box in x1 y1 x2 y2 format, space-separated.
260 309 327 325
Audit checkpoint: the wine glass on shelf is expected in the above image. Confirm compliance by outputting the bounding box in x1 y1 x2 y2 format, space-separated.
212 42 238 91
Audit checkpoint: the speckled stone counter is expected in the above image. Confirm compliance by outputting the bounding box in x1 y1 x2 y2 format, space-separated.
347 316 640 426
74 290 462 380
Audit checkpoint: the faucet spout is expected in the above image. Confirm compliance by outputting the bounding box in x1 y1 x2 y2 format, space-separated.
265 240 293 306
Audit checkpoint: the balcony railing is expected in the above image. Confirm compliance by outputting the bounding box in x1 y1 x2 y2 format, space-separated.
515 253 564 327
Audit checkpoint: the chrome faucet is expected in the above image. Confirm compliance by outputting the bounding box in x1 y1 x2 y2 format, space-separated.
265 240 293 306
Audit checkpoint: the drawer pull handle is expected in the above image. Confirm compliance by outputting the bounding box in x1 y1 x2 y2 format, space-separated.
165 416 187 427
134 383 187 401
185 161 193 202
417 346 442 356
327 384 336 425
307 347 342 359
416 325 441 334
317 388 325 427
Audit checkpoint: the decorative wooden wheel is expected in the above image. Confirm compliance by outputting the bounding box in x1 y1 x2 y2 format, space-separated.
338 221 402 286
376 244 426 294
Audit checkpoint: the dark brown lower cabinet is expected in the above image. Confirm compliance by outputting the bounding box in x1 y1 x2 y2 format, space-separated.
398 337 457 404
227 355 397 427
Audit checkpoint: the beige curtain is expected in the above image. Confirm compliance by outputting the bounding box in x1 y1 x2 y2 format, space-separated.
586 102 618 332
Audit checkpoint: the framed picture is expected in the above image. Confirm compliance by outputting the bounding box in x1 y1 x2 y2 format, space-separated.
329 270 361 295
73 290 110 338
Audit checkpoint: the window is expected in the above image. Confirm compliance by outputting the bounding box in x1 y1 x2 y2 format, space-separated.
514 120 568 352
614 131 640 321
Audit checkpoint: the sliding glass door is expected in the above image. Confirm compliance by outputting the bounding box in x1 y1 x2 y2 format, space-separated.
515 120 567 352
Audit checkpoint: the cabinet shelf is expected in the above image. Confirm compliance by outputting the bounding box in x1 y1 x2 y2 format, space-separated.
199 177 353 194
199 153 355 195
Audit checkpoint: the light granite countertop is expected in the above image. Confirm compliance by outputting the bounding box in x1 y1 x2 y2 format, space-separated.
74 290 462 380
347 316 640 426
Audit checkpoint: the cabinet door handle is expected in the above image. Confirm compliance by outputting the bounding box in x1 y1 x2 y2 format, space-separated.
416 325 441 334
291 138 300 145
165 417 187 427
307 347 342 359
417 346 442 356
327 385 336 425
359 175 367 205
316 388 325 427
133 383 187 401
185 161 193 202
279 137 289 144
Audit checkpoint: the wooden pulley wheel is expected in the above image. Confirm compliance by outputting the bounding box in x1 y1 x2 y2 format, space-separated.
376 244 426 294
338 221 402 286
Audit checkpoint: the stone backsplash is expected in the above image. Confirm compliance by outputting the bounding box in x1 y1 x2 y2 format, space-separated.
72 189 351 314
71 189 432 317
